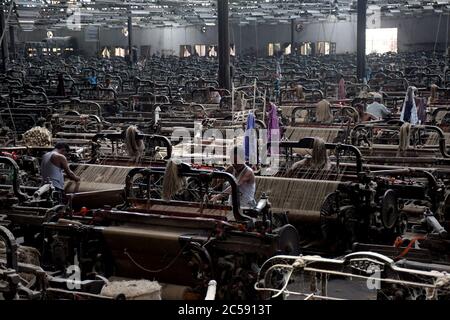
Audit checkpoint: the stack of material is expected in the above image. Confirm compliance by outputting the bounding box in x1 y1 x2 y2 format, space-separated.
101 280 162 300
22 127 52 147
255 177 340 222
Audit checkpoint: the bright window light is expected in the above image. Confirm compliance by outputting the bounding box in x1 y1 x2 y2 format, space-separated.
366 28 398 54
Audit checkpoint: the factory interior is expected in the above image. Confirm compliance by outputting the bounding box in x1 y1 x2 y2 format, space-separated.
1 0 450 302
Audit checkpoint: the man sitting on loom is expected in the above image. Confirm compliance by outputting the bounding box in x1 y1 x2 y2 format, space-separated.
41 142 81 203
286 138 331 177
211 146 256 209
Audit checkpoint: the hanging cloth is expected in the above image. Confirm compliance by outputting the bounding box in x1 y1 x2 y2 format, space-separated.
267 102 280 143
244 111 257 164
338 78 346 100
416 97 427 125
400 87 419 125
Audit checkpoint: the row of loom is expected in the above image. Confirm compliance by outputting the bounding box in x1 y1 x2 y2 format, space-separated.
3 52 450 301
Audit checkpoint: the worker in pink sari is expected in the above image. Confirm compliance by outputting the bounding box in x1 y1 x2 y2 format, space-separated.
338 75 347 100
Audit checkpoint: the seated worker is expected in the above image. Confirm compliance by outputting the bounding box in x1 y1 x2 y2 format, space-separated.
208 88 222 104
367 94 391 120
356 103 377 122
286 138 331 176
87 71 97 87
290 82 305 101
102 78 116 100
41 142 81 203
211 146 256 208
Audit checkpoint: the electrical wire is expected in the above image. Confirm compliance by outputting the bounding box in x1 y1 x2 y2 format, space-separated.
0 1 14 46
433 13 442 55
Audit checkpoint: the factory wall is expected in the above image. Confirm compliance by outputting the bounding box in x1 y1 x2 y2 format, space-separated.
16 14 450 57
380 15 450 52
231 19 358 55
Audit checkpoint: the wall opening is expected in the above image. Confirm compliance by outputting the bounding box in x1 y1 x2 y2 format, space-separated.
300 42 312 56
180 45 192 58
366 28 398 54
208 46 218 57
268 43 281 57
195 45 207 57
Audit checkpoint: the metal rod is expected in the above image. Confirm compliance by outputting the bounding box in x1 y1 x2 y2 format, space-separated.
0 4 8 73
218 0 231 90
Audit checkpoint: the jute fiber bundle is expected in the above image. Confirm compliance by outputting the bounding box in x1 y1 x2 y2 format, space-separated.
162 160 184 201
316 100 334 124
23 126 52 147
101 280 162 300
126 126 145 160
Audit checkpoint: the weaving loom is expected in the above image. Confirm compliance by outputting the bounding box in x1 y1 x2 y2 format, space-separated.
351 124 450 167
37 164 300 300
91 131 172 166
255 252 450 300
276 138 364 181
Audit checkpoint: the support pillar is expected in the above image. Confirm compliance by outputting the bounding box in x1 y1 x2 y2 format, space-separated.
356 0 367 82
218 0 231 90
9 24 15 61
128 14 133 67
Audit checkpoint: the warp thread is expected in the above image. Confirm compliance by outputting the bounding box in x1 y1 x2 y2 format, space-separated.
255 177 339 217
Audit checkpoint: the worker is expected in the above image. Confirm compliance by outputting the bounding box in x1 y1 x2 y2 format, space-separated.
208 88 221 104
41 142 81 203
290 82 305 101
102 78 115 100
287 137 331 176
356 103 377 122
338 75 346 100
56 73 66 97
87 71 97 87
367 93 391 120
211 146 256 208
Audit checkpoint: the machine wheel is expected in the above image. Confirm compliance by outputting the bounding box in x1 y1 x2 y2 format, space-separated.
274 224 300 256
381 190 400 230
